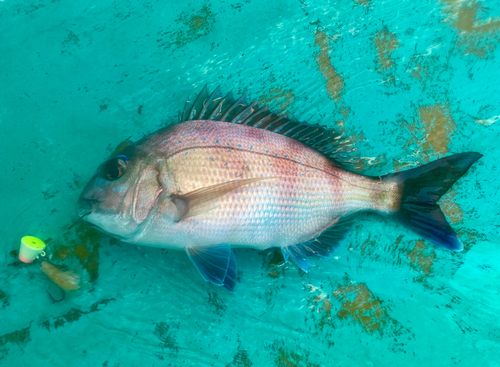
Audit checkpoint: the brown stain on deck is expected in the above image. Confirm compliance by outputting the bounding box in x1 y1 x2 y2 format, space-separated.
333 283 390 333
406 240 436 278
440 189 464 224
374 28 399 75
175 5 215 47
275 345 321 367
444 0 500 58
314 29 344 102
259 87 295 112
51 222 102 283
419 104 456 160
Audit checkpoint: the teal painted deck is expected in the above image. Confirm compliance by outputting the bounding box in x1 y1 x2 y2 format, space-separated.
1 0 499 366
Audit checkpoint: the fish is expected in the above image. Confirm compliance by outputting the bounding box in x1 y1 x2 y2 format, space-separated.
78 86 482 292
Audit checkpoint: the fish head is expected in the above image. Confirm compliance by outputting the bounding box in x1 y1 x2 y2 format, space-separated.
78 145 164 240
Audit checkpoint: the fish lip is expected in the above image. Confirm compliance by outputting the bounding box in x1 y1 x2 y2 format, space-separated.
77 197 100 212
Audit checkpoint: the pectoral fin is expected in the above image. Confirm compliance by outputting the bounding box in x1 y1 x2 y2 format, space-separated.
171 177 274 221
186 244 237 292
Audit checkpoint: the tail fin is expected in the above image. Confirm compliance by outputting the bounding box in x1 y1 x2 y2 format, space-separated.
384 152 482 251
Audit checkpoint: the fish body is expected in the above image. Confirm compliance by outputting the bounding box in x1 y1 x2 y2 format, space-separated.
78 86 481 291
127 119 396 250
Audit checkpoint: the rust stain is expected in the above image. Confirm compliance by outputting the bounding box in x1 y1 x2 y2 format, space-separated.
53 246 71 260
444 1 500 58
305 287 336 333
275 346 320 367
158 5 215 49
374 28 399 72
314 29 344 102
339 105 351 118
333 283 389 333
322 299 332 316
174 5 215 47
419 104 456 160
259 87 295 112
360 235 374 256
440 189 464 224
50 222 102 283
406 240 436 278
354 0 371 5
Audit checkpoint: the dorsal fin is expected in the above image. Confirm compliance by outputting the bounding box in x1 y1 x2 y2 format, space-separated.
179 85 356 167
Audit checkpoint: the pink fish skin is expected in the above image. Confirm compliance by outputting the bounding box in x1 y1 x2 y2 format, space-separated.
126 120 398 250
78 87 481 291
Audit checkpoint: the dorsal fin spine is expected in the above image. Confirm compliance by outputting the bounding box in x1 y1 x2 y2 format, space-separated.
179 86 355 168
221 94 247 121
189 85 209 121
199 86 222 120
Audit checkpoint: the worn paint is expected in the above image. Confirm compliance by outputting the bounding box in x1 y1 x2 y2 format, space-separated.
305 288 336 333
275 345 321 367
259 87 295 112
419 104 456 160
50 222 102 283
440 189 464 224
157 5 215 49
406 240 436 278
374 28 399 74
443 0 500 58
333 283 390 333
314 29 344 102
172 5 215 48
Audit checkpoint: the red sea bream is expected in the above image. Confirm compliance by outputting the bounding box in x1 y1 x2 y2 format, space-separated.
78 86 482 291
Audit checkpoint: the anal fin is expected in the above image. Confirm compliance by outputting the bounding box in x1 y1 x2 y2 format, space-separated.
304 215 355 258
281 245 313 272
186 244 238 292
282 215 355 271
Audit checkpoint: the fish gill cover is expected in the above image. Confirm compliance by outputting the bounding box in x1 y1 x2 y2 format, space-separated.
0 0 499 366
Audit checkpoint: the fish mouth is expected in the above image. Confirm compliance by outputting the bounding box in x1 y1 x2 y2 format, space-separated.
77 197 99 211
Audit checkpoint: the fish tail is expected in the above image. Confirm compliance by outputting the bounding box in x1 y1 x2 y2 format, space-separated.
383 152 482 251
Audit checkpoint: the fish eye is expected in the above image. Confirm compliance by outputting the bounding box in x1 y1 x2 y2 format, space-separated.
101 156 128 180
